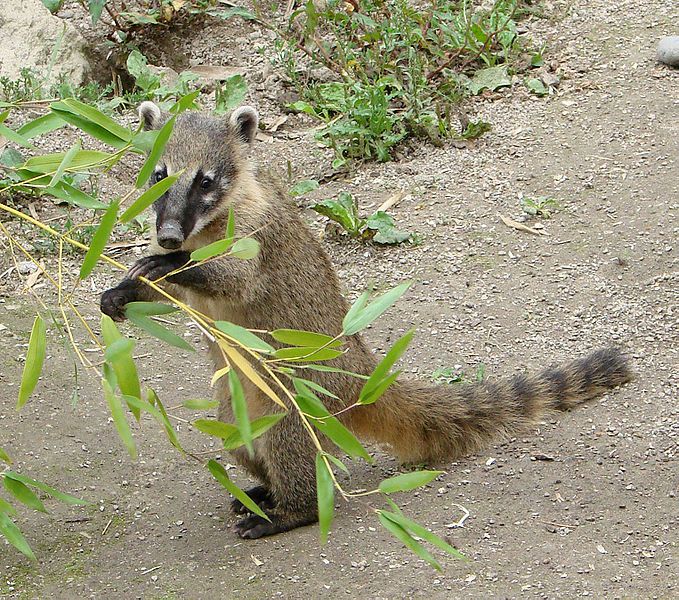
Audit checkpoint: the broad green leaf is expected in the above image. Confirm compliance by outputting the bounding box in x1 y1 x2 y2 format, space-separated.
0 512 36 561
40 0 63 13
0 447 11 464
0 120 34 149
182 398 219 410
207 459 270 521
222 413 286 450
50 102 128 148
17 316 46 410
103 380 137 460
17 112 66 139
124 301 179 317
45 181 106 210
126 312 194 352
289 179 319 197
229 237 260 260
87 0 106 24
3 472 87 505
467 65 511 95
342 282 411 336
208 6 257 20
378 512 441 571
79 200 118 279
215 321 274 354
274 346 344 362
169 90 201 114
380 510 467 561
378 470 443 494
315 453 334 544
48 139 81 188
23 149 111 173
193 419 239 439
526 77 549 97
229 370 253 456
136 116 176 188
270 329 341 349
190 237 234 262
359 329 413 404
313 192 363 235
0 147 23 167
3 477 47 513
364 211 411 245
121 171 182 222
0 497 16 515
214 75 248 115
57 99 132 143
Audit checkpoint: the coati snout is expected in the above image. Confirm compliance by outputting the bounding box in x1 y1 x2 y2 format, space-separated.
138 101 259 250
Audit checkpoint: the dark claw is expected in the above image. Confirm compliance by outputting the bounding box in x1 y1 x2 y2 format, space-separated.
231 486 275 516
127 252 190 282
100 283 138 321
235 514 282 539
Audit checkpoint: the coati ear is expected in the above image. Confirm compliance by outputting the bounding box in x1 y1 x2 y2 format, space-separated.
138 101 163 131
230 106 259 145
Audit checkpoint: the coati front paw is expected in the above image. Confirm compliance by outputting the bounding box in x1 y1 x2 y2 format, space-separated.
234 510 318 539
231 486 276 516
100 282 138 322
127 251 190 282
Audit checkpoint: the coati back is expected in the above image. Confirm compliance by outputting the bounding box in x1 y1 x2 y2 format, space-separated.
101 103 632 539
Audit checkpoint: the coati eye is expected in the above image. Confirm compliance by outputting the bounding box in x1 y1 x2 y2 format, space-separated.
153 169 166 183
200 176 215 191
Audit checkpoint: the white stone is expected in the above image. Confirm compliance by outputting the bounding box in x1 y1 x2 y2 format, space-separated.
657 36 679 67
0 0 89 86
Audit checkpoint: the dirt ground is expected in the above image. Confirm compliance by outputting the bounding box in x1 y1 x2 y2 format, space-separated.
1 0 677 598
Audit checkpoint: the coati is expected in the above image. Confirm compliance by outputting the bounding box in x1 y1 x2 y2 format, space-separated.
101 102 632 539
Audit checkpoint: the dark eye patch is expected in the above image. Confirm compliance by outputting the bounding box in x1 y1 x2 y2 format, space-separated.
153 166 167 184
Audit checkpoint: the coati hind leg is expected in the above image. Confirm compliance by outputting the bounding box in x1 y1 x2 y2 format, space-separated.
228 448 276 516
234 412 318 539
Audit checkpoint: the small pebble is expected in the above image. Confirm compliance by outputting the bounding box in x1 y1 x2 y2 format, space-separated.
656 36 679 67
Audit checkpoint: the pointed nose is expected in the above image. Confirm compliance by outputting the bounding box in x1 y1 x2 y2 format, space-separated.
157 221 184 250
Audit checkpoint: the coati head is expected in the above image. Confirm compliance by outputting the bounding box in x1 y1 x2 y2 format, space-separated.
138 101 259 250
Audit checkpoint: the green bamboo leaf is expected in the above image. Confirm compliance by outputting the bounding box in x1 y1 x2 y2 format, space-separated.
193 419 239 439
0 497 16 515
124 301 179 317
0 447 11 464
274 346 344 362
293 378 339 399
214 321 274 354
207 459 270 521
378 511 441 571
190 237 234 262
121 171 182 222
17 112 66 139
45 181 106 210
342 289 370 330
228 237 260 260
50 102 129 148
0 512 36 561
87 0 105 24
103 380 137 459
316 453 334 544
48 139 81 188
379 470 443 494
0 120 34 149
358 371 400 406
23 149 111 173
182 398 220 410
3 477 47 513
169 90 201 114
302 364 369 379
79 200 118 279
58 98 132 142
3 473 87 506
380 510 467 561
342 282 411 336
126 391 183 451
101 317 141 418
229 370 253 455
104 338 134 363
359 329 413 404
225 205 235 240
100 314 121 346
324 453 349 475
222 413 286 450
126 312 194 352
270 329 341 349
17 315 46 410
136 116 176 188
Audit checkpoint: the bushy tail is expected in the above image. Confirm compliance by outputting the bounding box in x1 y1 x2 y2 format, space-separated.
349 347 632 463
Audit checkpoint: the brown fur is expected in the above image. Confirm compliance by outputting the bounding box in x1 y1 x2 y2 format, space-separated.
101 106 632 539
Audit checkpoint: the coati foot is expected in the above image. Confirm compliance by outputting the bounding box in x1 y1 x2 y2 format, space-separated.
234 511 317 539
127 251 190 282
230 486 276 516
100 282 138 322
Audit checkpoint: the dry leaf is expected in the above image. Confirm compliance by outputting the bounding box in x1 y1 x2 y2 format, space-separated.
499 213 546 236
